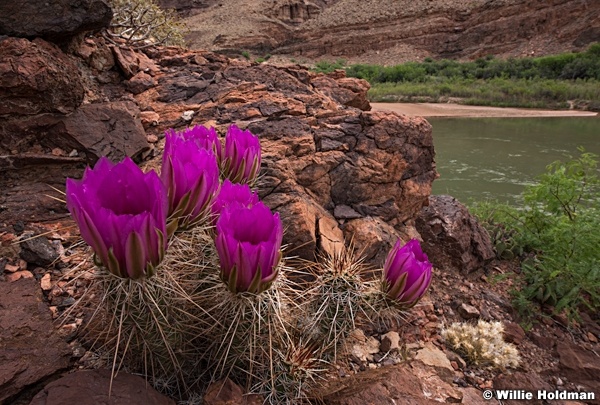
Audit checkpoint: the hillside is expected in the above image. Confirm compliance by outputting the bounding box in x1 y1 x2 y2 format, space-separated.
167 0 600 64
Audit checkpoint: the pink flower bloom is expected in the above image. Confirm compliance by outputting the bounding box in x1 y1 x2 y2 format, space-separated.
383 239 432 308
210 179 260 225
161 131 220 231
66 157 168 279
221 124 261 184
215 202 283 294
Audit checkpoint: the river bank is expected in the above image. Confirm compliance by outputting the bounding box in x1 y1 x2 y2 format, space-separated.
371 102 599 118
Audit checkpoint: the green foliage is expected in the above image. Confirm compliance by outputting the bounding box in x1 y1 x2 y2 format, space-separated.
343 44 600 109
105 0 186 49
471 151 600 320
312 59 347 74
365 77 600 109
241 50 251 60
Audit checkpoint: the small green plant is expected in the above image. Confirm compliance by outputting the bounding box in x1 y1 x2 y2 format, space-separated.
241 51 251 60
105 0 186 49
441 320 521 370
471 150 600 320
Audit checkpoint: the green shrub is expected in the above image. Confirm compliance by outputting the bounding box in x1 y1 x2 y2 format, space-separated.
312 59 347 74
105 0 186 48
471 151 600 320
241 50 251 60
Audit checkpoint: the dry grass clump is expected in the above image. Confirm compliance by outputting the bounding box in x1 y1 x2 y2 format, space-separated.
441 320 521 370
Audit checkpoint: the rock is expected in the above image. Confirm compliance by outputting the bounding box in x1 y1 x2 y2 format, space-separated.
0 278 71 403
380 331 400 352
320 364 431 405
413 343 454 383
410 361 463 403
264 193 331 261
0 37 84 117
112 46 161 79
333 204 362 220
529 331 556 350
30 369 175 405
342 217 415 266
140 111 161 129
329 112 435 224
310 72 371 111
5 270 34 282
3 263 19 273
40 273 52 291
317 214 345 257
0 0 112 40
458 303 480 320
445 350 467 370
493 372 553 405
126 71 156 95
352 337 380 363
19 233 60 267
415 195 494 273
459 387 501 404
75 38 115 72
203 378 263 405
46 101 151 163
502 322 525 345
557 341 600 399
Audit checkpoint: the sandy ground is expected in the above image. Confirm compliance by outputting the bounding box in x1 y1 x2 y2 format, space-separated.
371 102 599 118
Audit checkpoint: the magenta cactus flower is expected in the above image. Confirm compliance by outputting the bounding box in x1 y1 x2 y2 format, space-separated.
215 202 283 294
210 179 260 224
221 124 261 184
167 125 221 159
161 131 220 231
383 239 432 308
66 157 168 279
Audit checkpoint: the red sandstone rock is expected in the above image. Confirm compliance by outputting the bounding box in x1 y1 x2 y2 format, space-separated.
319 364 431 405
416 195 495 273
0 278 71 403
30 369 175 405
0 37 84 116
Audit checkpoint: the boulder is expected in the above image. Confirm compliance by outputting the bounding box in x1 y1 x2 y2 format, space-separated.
47 101 151 163
415 195 494 273
0 0 112 40
19 233 60 267
493 372 553 405
557 341 600 402
0 278 71 403
341 216 398 266
30 369 175 405
319 364 431 405
0 37 84 117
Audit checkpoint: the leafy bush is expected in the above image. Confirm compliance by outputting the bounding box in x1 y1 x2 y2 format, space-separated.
105 0 186 49
313 59 347 74
471 151 600 320
343 43 600 108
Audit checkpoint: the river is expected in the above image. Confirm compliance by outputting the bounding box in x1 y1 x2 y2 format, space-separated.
371 103 600 205
430 117 600 204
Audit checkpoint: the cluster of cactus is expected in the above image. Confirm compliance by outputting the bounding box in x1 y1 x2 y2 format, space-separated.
441 320 521 370
66 124 434 403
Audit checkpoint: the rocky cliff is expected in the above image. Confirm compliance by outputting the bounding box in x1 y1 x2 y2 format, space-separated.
181 0 600 63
